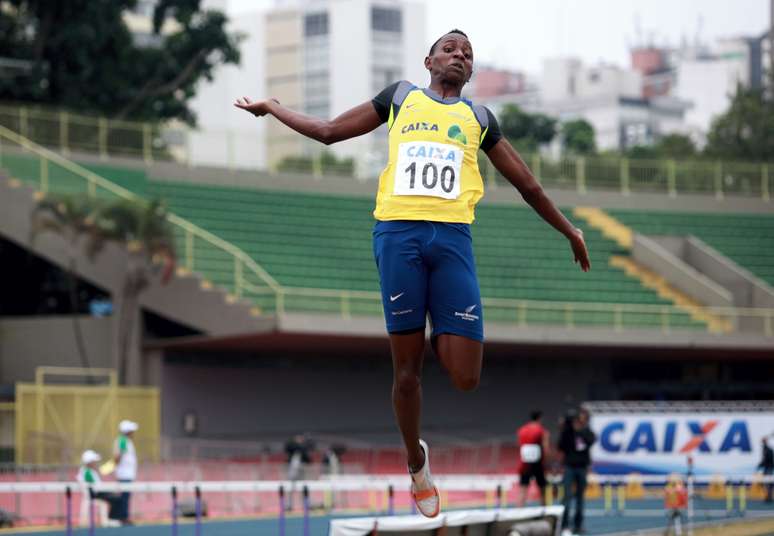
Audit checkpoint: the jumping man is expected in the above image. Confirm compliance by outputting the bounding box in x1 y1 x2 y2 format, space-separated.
235 29 591 517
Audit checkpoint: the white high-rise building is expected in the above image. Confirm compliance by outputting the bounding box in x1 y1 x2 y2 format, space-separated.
264 0 427 175
186 0 267 170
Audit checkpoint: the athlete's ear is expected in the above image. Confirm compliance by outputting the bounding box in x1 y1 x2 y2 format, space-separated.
424 55 432 71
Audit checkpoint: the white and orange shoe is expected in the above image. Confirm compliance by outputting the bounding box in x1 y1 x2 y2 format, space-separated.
410 439 440 518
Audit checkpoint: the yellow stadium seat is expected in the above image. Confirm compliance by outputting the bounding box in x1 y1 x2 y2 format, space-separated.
704 476 726 499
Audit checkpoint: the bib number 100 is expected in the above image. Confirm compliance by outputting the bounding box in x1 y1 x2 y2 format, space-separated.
404 162 455 193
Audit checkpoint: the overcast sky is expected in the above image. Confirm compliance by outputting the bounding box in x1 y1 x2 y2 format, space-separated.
228 0 770 74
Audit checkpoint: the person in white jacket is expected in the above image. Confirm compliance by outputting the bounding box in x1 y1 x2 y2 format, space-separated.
112 420 139 525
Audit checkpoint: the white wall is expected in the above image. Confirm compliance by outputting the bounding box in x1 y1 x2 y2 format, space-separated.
541 57 581 102
676 58 747 139
542 58 642 103
576 66 641 100
581 103 622 150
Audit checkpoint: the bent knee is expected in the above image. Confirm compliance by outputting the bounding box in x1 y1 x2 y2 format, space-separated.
451 373 480 392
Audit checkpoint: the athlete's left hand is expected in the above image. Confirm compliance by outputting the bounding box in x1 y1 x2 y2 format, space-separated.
569 228 591 272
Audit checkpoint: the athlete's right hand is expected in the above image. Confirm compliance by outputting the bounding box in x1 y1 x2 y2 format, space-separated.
234 97 277 117
569 228 591 272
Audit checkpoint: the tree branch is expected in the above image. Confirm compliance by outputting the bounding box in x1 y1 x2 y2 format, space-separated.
111 48 207 123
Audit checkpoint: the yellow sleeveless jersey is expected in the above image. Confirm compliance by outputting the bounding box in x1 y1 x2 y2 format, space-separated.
373 84 494 224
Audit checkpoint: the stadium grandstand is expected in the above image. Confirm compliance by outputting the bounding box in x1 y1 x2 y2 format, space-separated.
1 7 774 530
1 114 773 534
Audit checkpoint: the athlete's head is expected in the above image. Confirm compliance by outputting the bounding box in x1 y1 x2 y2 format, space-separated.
530 410 542 422
425 29 473 86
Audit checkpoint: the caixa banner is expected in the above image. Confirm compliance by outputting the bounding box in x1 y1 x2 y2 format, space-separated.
590 413 774 475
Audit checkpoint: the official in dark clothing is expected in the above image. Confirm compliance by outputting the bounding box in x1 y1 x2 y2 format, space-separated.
758 437 774 503
284 434 313 510
558 408 596 534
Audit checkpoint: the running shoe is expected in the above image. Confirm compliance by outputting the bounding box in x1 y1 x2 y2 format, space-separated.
410 439 440 518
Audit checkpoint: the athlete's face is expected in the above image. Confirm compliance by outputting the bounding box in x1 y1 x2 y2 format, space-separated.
425 34 474 85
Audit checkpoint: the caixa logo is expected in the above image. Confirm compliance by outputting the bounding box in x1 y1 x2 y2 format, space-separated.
599 420 752 454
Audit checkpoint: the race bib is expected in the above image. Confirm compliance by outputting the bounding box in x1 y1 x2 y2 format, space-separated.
520 444 542 463
394 142 462 200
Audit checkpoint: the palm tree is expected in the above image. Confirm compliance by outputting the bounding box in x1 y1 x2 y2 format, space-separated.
89 198 176 384
30 195 105 377
32 195 176 384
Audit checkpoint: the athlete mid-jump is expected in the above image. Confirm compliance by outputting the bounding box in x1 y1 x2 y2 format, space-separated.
236 29 591 517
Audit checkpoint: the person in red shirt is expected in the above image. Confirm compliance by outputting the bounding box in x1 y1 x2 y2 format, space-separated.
516 410 551 506
664 474 688 535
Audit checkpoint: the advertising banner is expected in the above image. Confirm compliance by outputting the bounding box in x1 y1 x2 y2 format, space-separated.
590 412 774 475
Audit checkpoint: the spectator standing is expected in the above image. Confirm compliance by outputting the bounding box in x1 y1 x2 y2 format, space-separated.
284 434 312 510
558 408 596 535
113 420 139 525
758 435 774 503
515 411 550 506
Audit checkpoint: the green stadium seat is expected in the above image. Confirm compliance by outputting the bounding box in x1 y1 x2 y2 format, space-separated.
3 157 717 329
609 209 774 287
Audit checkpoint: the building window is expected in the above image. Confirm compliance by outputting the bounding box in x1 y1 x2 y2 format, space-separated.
371 7 401 33
304 12 328 37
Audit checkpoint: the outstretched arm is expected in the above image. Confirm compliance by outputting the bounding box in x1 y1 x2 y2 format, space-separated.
234 97 383 145
486 139 591 271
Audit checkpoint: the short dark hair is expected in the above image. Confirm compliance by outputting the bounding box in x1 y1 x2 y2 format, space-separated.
428 29 469 55
530 410 542 421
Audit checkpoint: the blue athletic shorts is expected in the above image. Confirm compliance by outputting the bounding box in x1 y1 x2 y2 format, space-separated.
372 220 484 342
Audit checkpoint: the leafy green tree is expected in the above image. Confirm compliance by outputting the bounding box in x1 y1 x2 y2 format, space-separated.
653 134 697 159
0 0 241 125
624 145 659 159
561 119 596 155
277 155 314 174
91 198 176 384
704 84 774 161
320 150 354 176
625 134 697 160
497 104 557 153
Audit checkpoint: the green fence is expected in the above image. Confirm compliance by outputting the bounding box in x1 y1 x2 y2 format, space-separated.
0 102 772 199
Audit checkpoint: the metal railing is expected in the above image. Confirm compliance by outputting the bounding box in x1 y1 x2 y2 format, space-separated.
478 154 772 200
260 286 774 336
2 124 773 336
1 102 772 199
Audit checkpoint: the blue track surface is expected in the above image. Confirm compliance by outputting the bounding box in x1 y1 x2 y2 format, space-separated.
8 499 774 536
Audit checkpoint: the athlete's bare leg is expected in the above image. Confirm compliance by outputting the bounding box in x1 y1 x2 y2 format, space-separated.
391 331 482 472
389 330 427 472
434 333 483 392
